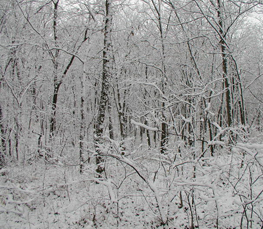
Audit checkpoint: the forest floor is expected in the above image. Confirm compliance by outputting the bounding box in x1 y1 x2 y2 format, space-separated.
0 134 263 229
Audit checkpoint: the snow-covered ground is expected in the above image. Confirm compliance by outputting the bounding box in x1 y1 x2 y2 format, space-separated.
1 139 263 228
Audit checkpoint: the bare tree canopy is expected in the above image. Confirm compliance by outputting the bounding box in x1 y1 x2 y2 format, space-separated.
1 0 263 228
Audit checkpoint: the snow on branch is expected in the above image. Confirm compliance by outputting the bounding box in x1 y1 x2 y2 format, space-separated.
181 115 191 123
208 141 225 146
99 152 166 223
237 143 263 150
92 178 116 202
136 81 167 100
233 143 263 157
131 119 158 131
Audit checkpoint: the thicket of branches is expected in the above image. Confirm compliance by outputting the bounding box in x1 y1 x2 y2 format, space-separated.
1 0 263 228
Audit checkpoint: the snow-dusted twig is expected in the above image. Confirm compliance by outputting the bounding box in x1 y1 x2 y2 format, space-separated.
131 119 158 131
99 152 166 224
0 207 23 217
92 178 117 202
237 143 263 151
136 81 167 100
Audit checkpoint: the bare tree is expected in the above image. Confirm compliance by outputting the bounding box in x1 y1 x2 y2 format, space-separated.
94 0 113 175
49 1 89 138
193 0 257 129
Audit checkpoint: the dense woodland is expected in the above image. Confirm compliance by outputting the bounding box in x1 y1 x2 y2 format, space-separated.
1 0 263 228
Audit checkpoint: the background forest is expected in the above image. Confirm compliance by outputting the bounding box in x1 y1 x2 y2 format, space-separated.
1 0 263 228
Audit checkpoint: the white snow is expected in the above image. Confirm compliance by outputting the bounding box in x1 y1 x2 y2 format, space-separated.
131 119 158 131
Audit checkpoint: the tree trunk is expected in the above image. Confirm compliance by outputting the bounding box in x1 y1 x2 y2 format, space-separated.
79 72 85 173
49 0 60 138
108 101 114 140
0 104 6 167
94 0 113 175
217 0 232 127
50 82 61 137
151 0 168 153
116 84 126 139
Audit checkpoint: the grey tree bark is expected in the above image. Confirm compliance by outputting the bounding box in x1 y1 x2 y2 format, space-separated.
94 0 113 175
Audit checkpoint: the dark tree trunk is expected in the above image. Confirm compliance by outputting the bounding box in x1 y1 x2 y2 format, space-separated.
108 101 114 140
94 0 113 175
217 0 232 127
49 0 60 138
79 75 85 173
50 82 61 137
151 0 168 153
0 104 6 167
